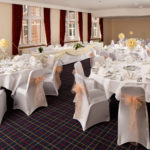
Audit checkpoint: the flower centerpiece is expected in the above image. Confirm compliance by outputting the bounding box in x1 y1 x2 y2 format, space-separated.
126 38 137 50
118 33 125 40
0 39 9 52
0 39 9 59
73 43 84 50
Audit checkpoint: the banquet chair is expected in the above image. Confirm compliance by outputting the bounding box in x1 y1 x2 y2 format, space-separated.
117 86 150 149
44 55 55 74
43 61 62 96
74 61 85 78
90 48 107 67
74 61 100 91
90 48 98 67
12 69 48 116
73 74 110 131
0 89 7 123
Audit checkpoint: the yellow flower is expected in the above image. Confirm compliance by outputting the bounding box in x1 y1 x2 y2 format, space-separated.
0 39 9 49
129 31 134 35
118 33 125 40
126 38 137 50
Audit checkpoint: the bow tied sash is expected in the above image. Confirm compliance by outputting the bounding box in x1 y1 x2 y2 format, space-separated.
55 66 62 88
122 94 145 143
30 76 45 107
72 83 84 118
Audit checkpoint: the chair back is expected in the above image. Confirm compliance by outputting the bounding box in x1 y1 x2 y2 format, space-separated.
52 60 59 76
45 55 55 74
74 62 85 77
91 48 97 57
121 86 145 98
94 56 104 65
74 74 89 104
26 69 45 93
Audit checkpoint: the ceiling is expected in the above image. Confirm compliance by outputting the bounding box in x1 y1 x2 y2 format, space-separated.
1 0 150 17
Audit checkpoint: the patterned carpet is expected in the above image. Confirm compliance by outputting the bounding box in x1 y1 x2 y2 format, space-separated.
0 58 147 149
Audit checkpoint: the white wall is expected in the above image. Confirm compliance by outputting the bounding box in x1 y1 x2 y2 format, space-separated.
103 17 150 45
0 3 12 55
83 12 88 42
51 9 60 45
0 2 89 54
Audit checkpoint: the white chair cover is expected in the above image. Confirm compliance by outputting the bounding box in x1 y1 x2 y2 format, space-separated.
73 74 110 131
117 86 150 149
0 89 7 124
93 56 105 66
74 61 96 91
12 69 48 116
74 62 85 77
43 61 61 96
44 55 55 74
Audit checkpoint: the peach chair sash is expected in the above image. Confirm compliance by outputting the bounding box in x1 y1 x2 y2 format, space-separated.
72 83 84 118
90 52 94 67
55 66 62 88
122 94 145 143
30 76 45 107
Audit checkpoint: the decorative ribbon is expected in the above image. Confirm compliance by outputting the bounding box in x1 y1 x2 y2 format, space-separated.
104 56 108 59
55 66 62 88
146 47 150 53
90 52 94 67
122 94 145 143
72 83 83 118
72 69 76 75
30 76 45 107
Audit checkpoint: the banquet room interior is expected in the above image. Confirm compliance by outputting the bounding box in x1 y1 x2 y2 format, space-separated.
1 0 150 149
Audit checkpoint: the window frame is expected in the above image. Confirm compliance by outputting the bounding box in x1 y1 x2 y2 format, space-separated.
65 11 79 42
91 17 101 40
20 6 44 47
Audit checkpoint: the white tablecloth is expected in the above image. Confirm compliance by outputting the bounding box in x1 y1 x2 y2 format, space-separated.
89 59 150 102
0 56 43 94
31 43 103 66
0 69 32 94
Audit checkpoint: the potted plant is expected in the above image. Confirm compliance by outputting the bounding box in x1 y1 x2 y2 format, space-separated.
38 47 43 53
98 38 102 43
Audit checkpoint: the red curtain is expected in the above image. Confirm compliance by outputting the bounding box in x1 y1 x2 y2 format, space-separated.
99 18 103 41
12 4 23 55
44 8 51 46
60 10 66 46
78 12 83 42
87 13 92 43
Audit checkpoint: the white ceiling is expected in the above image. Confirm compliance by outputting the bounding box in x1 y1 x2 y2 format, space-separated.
1 0 150 17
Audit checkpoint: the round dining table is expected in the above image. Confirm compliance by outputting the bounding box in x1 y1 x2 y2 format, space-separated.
89 57 150 102
0 56 43 95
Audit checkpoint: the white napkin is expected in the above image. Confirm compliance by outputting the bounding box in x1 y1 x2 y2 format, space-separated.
12 55 21 62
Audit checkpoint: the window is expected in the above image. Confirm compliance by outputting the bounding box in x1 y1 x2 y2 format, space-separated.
91 17 101 39
65 11 79 42
20 5 44 46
